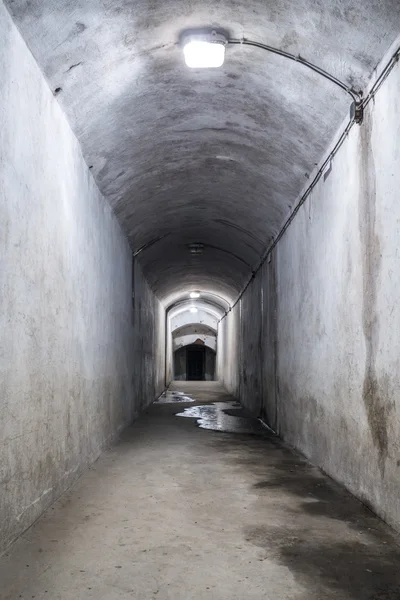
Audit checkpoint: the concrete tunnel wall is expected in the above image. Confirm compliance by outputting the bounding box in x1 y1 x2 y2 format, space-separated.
219 42 400 532
0 3 164 554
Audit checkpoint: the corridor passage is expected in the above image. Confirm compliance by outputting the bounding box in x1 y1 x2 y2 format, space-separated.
1 382 399 600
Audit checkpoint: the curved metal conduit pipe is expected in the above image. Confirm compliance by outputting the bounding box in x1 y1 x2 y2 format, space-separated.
133 237 254 274
181 29 362 111
133 231 258 269
219 41 400 323
227 38 363 108
133 233 171 257
202 243 254 271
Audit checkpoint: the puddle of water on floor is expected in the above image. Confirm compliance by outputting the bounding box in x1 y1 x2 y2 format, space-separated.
155 390 196 404
176 401 267 435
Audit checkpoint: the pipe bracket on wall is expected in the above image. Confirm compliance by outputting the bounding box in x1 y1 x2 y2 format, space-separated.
350 101 364 125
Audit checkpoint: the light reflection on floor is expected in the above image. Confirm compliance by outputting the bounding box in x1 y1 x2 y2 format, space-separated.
176 401 268 435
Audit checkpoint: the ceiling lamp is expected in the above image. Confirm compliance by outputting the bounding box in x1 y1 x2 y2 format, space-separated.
190 291 200 298
182 31 227 69
190 307 198 313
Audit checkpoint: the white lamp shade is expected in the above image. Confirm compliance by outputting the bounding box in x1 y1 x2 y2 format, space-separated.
183 40 225 68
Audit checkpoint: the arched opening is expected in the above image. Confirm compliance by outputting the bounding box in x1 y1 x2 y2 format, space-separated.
165 292 228 385
174 343 216 381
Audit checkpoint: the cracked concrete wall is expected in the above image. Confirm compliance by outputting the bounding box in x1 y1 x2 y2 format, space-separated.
132 259 165 411
240 277 264 416
0 3 164 553
233 52 400 530
260 258 278 430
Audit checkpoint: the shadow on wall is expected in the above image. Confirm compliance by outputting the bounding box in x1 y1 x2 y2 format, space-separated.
174 343 216 381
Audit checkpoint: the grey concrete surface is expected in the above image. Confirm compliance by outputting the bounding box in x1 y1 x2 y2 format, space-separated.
4 0 400 301
1 381 400 600
220 42 400 530
217 303 240 396
0 4 164 554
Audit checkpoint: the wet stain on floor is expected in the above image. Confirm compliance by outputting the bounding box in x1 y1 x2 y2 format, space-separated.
176 401 269 435
210 433 400 600
244 522 400 600
155 390 196 403
3 382 400 600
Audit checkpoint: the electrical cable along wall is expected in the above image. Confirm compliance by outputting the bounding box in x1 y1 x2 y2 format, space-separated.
220 36 400 532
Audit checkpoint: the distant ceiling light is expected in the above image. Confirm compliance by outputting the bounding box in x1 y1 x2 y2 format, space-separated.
216 155 235 162
188 243 204 255
190 307 198 313
182 31 227 69
190 291 200 298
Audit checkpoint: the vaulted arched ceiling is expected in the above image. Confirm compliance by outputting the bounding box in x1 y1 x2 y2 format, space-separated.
6 0 400 302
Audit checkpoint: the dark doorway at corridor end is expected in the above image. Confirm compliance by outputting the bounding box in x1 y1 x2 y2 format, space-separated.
174 344 216 381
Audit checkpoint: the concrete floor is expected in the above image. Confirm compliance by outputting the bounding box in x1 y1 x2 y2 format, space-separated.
1 382 400 600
